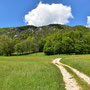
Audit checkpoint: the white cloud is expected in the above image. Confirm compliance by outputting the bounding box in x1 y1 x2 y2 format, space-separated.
25 2 73 26
86 16 90 28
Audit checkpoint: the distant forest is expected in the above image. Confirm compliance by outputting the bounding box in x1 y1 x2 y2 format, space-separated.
0 24 90 56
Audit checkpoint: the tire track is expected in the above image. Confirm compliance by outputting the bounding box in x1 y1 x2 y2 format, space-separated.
53 58 81 90
59 59 90 85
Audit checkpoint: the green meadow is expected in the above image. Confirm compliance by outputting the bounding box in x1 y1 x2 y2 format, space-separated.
61 55 90 77
0 53 65 90
61 55 90 89
0 53 90 90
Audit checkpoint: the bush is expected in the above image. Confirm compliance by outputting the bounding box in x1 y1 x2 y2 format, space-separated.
44 47 54 55
0 35 14 56
54 41 62 54
43 40 54 55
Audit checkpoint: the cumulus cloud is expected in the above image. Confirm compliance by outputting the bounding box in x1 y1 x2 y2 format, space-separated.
86 16 90 28
25 2 73 26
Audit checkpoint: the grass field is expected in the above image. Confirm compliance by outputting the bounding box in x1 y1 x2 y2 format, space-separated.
63 66 90 90
61 55 90 77
0 53 90 90
61 55 90 90
0 53 65 90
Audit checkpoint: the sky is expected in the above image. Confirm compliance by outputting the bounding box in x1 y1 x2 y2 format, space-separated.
0 0 90 28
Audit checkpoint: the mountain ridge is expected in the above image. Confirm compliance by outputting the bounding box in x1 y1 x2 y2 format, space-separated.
0 24 89 39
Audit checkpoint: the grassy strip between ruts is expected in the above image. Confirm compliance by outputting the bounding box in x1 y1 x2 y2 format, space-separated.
63 65 90 90
0 56 65 90
61 55 90 77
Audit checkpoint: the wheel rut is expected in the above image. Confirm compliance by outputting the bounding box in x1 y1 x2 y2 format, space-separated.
60 59 90 85
53 58 81 90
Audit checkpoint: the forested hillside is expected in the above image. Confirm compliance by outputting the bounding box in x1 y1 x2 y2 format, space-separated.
0 24 90 56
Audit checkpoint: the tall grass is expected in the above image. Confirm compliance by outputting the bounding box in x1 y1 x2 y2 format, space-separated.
61 55 90 77
64 66 90 90
0 54 65 90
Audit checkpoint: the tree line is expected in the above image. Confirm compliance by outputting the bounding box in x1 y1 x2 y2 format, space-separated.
44 31 90 55
0 26 90 56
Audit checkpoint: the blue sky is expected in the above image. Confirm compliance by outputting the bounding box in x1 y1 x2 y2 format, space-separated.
0 0 90 28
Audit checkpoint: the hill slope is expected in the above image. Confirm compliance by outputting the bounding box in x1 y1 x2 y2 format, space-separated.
0 24 89 39
0 24 90 56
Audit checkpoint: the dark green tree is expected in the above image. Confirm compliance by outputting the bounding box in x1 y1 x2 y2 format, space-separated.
43 40 54 55
0 35 14 56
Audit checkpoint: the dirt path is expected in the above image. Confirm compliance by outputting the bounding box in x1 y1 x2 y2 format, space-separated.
59 59 90 85
53 58 81 90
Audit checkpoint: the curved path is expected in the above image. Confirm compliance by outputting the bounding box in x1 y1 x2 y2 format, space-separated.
53 58 90 90
59 58 90 85
53 58 80 90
